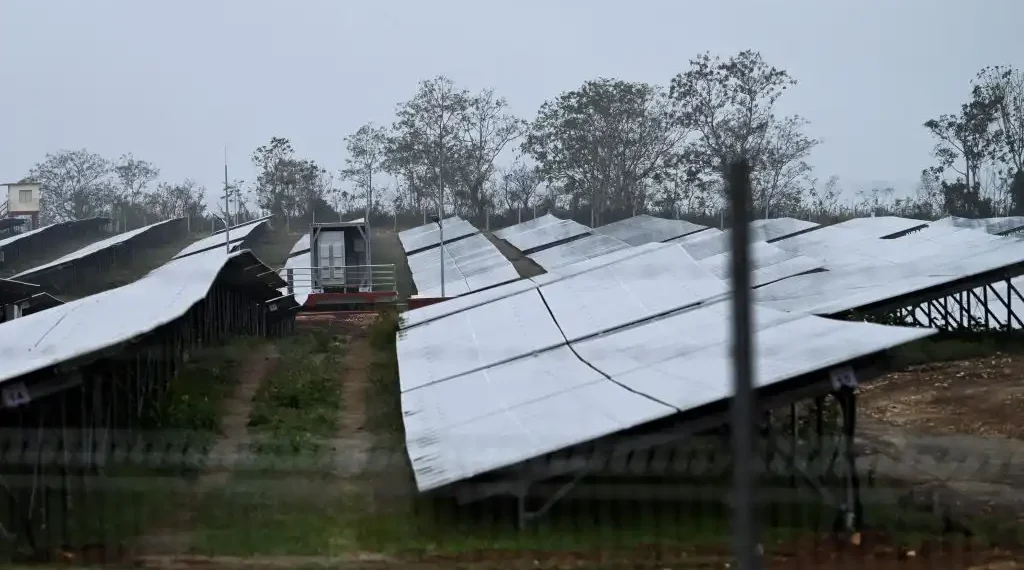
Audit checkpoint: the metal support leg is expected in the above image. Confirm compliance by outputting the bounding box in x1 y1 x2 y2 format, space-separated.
832 386 863 533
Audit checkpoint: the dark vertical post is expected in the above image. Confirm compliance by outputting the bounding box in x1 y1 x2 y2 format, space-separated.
726 158 760 570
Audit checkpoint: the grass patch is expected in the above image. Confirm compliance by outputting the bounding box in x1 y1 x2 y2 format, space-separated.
365 308 402 435
246 331 345 458
370 228 416 301
191 484 358 556
0 337 257 563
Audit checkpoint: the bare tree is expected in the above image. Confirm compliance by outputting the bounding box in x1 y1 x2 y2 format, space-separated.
669 50 819 214
456 89 527 217
28 149 114 223
385 76 471 217
341 122 388 228
112 154 159 206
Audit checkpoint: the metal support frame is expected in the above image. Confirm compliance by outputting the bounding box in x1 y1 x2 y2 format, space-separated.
848 267 1024 333
0 279 293 560
452 370 873 532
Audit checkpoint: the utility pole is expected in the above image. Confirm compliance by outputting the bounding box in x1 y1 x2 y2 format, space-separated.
224 146 231 253
438 92 446 298
366 166 373 265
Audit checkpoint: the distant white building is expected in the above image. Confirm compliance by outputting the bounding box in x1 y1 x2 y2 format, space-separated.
2 182 41 230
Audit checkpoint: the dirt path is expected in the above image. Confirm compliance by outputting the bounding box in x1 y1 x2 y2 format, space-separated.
332 315 377 479
295 313 378 479
198 342 280 490
136 343 280 556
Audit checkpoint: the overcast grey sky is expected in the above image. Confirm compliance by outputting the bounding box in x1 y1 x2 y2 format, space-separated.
2 0 1021 207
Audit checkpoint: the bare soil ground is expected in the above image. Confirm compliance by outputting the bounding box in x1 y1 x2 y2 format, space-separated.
860 352 1024 439
857 352 1024 529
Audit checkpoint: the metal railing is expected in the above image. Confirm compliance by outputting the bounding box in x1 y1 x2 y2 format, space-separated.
280 263 397 295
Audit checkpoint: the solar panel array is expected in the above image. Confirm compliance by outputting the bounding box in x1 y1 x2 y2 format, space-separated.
0 217 109 252
592 214 708 245
930 215 1024 235
748 217 820 241
174 216 272 259
528 234 632 271
408 233 519 298
399 216 479 254
493 213 590 253
0 248 286 386
279 234 312 305
13 217 184 281
395 214 1024 493
398 243 937 491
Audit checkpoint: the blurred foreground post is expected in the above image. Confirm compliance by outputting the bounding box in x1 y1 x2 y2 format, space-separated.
727 158 760 570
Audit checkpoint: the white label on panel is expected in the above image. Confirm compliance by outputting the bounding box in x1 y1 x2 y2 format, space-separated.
1 381 31 408
829 365 858 391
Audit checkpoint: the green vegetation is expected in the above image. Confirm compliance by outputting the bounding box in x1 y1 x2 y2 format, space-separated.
247 330 345 458
370 228 416 301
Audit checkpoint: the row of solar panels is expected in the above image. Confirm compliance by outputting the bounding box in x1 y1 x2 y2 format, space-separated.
395 214 1024 495
397 213 834 299
0 216 275 321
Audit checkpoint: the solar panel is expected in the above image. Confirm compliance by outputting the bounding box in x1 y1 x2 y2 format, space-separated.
397 289 567 392
930 216 1024 236
493 213 591 253
400 243 671 330
0 217 109 250
755 235 1024 315
538 244 728 341
403 344 672 491
0 277 39 303
407 233 519 298
0 248 282 387
528 234 631 271
669 228 723 245
398 216 479 254
175 217 271 259
402 298 936 492
672 222 817 261
593 214 707 245
748 217 819 241
279 234 312 305
696 242 824 287
829 216 927 237
13 217 184 280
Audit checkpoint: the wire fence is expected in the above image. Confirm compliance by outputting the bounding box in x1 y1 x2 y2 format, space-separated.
3 163 1024 568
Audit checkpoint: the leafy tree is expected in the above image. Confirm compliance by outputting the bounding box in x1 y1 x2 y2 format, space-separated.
112 154 159 206
973 66 1024 213
523 78 683 225
146 179 207 220
341 123 387 224
385 76 471 216
251 137 333 221
497 160 543 220
669 50 819 215
454 89 526 217
27 149 114 223
923 92 999 194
